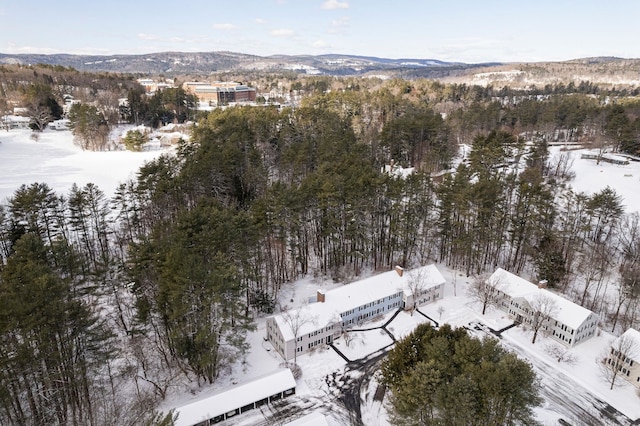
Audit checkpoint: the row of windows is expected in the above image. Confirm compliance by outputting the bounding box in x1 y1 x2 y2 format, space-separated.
576 329 595 341
610 348 635 366
557 323 574 334
341 293 402 318
359 300 382 311
608 358 633 376
308 339 323 349
417 293 440 304
308 329 321 338
552 330 572 345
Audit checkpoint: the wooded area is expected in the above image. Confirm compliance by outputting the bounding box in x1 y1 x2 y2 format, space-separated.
1 73 640 424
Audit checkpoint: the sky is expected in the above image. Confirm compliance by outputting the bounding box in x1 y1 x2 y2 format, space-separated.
1 1 640 63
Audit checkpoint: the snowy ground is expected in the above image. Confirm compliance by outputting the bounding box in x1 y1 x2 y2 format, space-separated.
0 128 174 203
1 129 640 424
162 266 640 426
551 147 640 214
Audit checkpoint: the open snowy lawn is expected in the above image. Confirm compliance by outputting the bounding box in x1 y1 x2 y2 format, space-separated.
0 129 171 203
551 148 640 214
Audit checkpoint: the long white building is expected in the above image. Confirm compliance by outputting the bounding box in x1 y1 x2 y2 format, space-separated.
266 264 446 360
488 268 599 347
172 368 296 426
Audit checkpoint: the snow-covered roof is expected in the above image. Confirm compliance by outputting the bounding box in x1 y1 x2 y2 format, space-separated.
615 328 640 355
273 264 446 340
489 268 595 329
172 368 295 426
383 163 415 179
4 115 30 122
284 412 330 426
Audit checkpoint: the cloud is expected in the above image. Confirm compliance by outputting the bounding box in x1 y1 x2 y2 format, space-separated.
138 33 160 41
322 0 349 10
2 43 62 55
313 40 328 48
1 43 117 55
213 23 238 30
255 18 267 24
328 16 350 34
270 29 295 37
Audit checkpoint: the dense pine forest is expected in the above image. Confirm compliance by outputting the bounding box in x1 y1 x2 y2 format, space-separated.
1 74 640 424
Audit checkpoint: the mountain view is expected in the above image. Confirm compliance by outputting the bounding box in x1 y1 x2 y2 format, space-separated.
3 5 640 423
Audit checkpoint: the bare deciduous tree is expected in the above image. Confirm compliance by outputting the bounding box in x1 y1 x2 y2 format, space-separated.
406 268 430 316
468 273 503 315
279 303 316 363
529 293 558 344
600 332 639 390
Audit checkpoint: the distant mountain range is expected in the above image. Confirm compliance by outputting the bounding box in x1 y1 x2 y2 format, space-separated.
3 51 640 89
0 51 499 78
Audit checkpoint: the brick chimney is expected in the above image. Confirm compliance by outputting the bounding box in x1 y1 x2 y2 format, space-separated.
538 279 548 289
317 289 325 303
395 265 404 277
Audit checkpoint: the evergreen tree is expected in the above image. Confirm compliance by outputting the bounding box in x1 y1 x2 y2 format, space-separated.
123 129 149 151
0 233 113 425
381 324 541 426
68 103 111 151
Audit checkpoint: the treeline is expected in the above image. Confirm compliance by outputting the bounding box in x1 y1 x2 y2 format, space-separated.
1 80 640 424
0 183 169 424
0 64 198 140
0 63 140 101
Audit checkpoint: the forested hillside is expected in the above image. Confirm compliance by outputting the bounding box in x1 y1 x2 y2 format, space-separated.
1 77 640 424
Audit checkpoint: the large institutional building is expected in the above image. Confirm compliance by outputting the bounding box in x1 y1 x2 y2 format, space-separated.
182 81 257 105
266 265 446 361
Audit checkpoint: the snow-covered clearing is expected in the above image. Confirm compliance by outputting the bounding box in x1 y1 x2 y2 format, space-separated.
0 128 174 203
552 147 640 214
1 128 640 424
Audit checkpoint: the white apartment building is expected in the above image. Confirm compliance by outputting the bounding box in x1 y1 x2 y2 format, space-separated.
488 268 599 347
266 264 446 360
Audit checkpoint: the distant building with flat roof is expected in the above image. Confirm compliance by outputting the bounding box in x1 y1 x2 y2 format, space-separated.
183 81 256 105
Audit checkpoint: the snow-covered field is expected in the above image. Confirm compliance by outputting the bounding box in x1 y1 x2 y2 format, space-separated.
560 147 640 213
1 128 640 425
0 128 172 203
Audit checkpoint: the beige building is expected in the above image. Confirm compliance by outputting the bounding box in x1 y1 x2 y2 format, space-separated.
606 328 640 389
137 78 174 93
183 81 256 105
